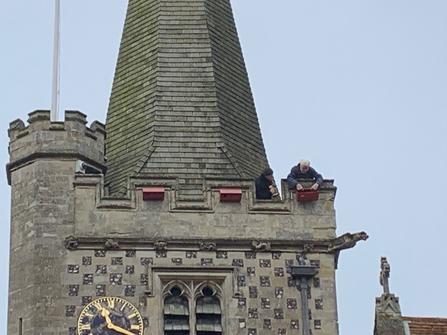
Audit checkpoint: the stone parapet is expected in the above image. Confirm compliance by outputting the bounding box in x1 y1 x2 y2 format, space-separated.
7 110 106 185
73 174 338 240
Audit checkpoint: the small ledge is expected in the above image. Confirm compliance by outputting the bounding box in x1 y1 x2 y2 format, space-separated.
248 197 292 213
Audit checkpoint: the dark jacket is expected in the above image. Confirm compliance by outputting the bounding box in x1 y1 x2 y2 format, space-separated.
255 174 273 200
287 164 323 189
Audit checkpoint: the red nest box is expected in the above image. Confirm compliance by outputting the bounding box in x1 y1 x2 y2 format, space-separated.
296 189 319 202
220 188 242 202
142 187 165 201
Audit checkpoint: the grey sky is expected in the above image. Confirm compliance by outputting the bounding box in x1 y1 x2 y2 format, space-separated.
1 1 446 334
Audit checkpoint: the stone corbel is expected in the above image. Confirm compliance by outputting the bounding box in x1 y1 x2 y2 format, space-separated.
303 243 314 252
154 241 167 250
251 240 271 251
199 242 216 251
105 239 119 249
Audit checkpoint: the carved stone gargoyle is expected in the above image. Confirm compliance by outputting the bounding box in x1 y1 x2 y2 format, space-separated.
328 231 368 269
328 231 369 252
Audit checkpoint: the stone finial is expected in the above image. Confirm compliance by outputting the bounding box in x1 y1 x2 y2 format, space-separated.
380 257 391 294
374 257 405 335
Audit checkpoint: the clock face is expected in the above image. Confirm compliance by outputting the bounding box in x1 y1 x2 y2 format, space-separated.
77 297 144 335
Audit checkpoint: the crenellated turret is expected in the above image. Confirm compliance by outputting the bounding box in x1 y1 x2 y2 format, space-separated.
7 110 105 185
6 109 106 335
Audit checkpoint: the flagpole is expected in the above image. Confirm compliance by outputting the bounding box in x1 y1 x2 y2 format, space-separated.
51 0 61 121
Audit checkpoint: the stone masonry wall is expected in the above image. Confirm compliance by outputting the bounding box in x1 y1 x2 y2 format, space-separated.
62 248 338 335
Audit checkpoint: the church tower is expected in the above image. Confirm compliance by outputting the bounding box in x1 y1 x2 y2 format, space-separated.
6 1 367 335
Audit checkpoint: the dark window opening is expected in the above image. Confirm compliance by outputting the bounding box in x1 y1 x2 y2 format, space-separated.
164 286 189 335
196 288 222 335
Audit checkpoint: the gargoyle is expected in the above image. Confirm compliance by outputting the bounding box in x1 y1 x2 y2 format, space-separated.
327 231 368 252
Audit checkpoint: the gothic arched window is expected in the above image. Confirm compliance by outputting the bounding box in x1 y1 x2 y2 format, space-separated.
196 286 222 335
161 278 226 335
164 286 189 335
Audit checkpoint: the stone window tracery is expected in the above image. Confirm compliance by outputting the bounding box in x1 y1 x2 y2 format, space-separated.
162 280 223 335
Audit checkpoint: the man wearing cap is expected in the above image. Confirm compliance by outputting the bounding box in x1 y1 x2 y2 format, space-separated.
255 167 278 200
287 159 323 191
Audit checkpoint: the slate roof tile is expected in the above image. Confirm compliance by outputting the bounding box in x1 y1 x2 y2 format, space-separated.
105 0 269 195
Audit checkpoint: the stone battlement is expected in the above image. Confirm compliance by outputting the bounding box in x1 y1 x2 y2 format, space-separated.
7 110 106 185
8 110 105 140
73 175 337 240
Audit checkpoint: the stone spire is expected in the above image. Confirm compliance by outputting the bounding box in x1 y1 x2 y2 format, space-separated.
105 0 268 195
374 257 406 335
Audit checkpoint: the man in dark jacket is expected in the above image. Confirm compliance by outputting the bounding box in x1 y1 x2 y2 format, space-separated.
287 159 323 191
255 168 278 200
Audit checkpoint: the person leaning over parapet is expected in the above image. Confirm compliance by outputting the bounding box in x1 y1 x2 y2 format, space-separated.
255 167 279 200
287 159 323 191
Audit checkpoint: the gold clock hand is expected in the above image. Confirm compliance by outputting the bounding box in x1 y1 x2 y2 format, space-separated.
101 308 114 328
101 308 136 335
108 323 136 335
